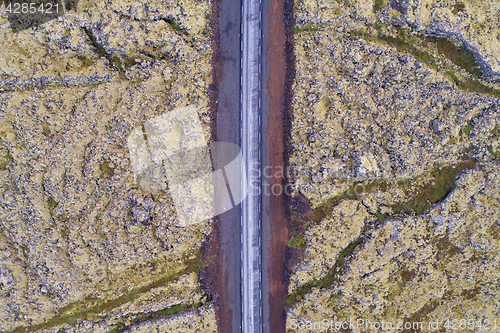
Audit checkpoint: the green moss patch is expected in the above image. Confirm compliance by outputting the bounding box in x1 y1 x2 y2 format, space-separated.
487 146 500 159
100 159 115 177
0 149 11 170
392 160 476 215
77 55 95 69
487 224 500 240
164 18 189 36
376 212 391 222
123 56 138 70
373 0 384 13
434 235 461 262
461 123 473 137
42 120 51 137
491 123 500 137
287 234 306 249
452 2 466 15
48 197 58 210
314 180 386 224
82 27 107 58
436 38 482 78
294 22 323 34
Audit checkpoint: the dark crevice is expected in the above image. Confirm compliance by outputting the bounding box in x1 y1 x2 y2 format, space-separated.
106 295 211 333
82 27 124 75
286 232 366 308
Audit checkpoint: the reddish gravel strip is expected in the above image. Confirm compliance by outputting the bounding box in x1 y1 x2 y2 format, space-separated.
265 0 295 331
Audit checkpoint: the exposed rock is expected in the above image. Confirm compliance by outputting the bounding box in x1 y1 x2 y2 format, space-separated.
131 204 151 225
355 151 380 178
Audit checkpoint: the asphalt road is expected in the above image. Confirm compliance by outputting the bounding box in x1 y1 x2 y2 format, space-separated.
215 0 243 331
240 0 263 331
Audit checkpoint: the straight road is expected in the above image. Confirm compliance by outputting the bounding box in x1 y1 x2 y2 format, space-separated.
216 0 280 330
240 0 263 332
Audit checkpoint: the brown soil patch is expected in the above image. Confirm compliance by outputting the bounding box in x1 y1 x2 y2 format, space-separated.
198 0 224 328
198 224 219 299
285 194 314 275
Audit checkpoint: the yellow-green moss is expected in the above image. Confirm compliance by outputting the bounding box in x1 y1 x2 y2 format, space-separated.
392 160 477 215
287 234 306 249
100 159 114 176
